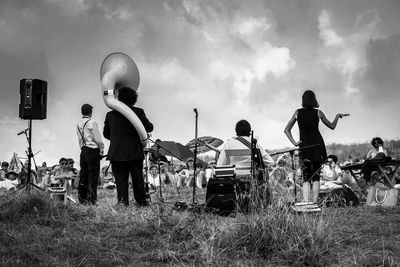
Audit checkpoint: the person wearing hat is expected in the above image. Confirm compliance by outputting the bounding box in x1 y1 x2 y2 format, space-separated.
103 87 154 207
76 103 105 205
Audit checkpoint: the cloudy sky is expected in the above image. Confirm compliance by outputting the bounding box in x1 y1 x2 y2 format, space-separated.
1 0 399 166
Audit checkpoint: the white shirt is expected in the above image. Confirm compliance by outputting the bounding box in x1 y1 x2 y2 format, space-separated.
76 117 104 150
217 136 274 175
148 174 161 188
321 163 342 181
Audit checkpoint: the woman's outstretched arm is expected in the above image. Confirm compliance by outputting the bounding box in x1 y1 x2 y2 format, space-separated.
318 110 349 130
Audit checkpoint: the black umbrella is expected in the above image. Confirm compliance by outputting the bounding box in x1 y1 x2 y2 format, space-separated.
156 141 195 162
152 141 206 167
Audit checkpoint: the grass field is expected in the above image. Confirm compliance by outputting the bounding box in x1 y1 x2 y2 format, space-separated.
1 184 399 266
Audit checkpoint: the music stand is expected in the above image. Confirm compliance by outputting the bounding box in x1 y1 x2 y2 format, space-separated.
192 109 199 205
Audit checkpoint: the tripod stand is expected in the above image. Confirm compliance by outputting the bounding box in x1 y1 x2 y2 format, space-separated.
15 119 44 193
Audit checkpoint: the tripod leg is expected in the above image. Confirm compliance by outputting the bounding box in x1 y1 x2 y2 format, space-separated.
9 184 25 195
30 182 45 191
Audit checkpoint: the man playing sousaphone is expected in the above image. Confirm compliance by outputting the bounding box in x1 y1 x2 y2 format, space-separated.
103 87 153 207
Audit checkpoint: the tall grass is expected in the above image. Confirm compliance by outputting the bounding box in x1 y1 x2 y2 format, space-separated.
1 184 399 266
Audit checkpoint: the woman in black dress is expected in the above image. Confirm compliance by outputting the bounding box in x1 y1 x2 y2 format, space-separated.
284 90 349 203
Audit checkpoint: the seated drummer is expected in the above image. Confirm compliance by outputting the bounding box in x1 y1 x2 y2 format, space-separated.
217 119 274 178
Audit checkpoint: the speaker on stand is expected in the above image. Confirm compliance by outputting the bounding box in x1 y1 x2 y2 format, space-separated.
19 79 47 120
15 78 47 193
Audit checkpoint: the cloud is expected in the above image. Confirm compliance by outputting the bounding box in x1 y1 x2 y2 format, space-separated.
36 128 57 143
173 2 297 103
234 17 271 36
318 9 344 46
318 9 381 94
0 0 399 163
0 116 21 125
43 0 91 15
357 34 400 105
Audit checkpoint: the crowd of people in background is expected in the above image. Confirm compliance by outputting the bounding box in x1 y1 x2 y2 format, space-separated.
1 134 399 205
0 157 79 192
145 157 213 191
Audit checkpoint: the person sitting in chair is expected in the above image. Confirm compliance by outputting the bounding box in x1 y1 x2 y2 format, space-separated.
158 161 172 185
18 160 38 187
320 154 343 191
179 157 196 187
0 162 19 191
321 155 342 183
217 119 274 178
148 165 162 189
0 162 9 181
67 158 79 189
46 158 75 190
364 137 388 183
217 120 274 206
366 137 387 160
270 154 290 184
320 154 360 194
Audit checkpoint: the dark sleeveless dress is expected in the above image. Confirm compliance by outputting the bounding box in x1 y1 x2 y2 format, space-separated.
297 108 327 164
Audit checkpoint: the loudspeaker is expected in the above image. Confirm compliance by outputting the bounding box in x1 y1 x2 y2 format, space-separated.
19 79 47 120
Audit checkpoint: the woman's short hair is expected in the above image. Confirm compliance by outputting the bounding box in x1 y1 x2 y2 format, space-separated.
302 90 319 108
235 120 251 137
371 137 384 147
118 87 138 106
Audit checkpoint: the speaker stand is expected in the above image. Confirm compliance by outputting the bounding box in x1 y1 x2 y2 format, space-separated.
14 119 44 193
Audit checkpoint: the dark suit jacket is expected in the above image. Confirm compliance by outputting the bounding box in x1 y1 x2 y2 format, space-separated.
103 106 153 161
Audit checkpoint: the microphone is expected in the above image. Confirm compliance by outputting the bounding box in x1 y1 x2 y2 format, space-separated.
193 108 198 115
17 128 29 136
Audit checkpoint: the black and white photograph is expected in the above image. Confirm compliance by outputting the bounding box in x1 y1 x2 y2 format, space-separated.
0 0 399 266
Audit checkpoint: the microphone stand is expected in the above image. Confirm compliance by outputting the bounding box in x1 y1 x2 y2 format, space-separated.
270 144 319 203
156 144 163 202
192 108 198 205
143 147 150 201
250 131 256 182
